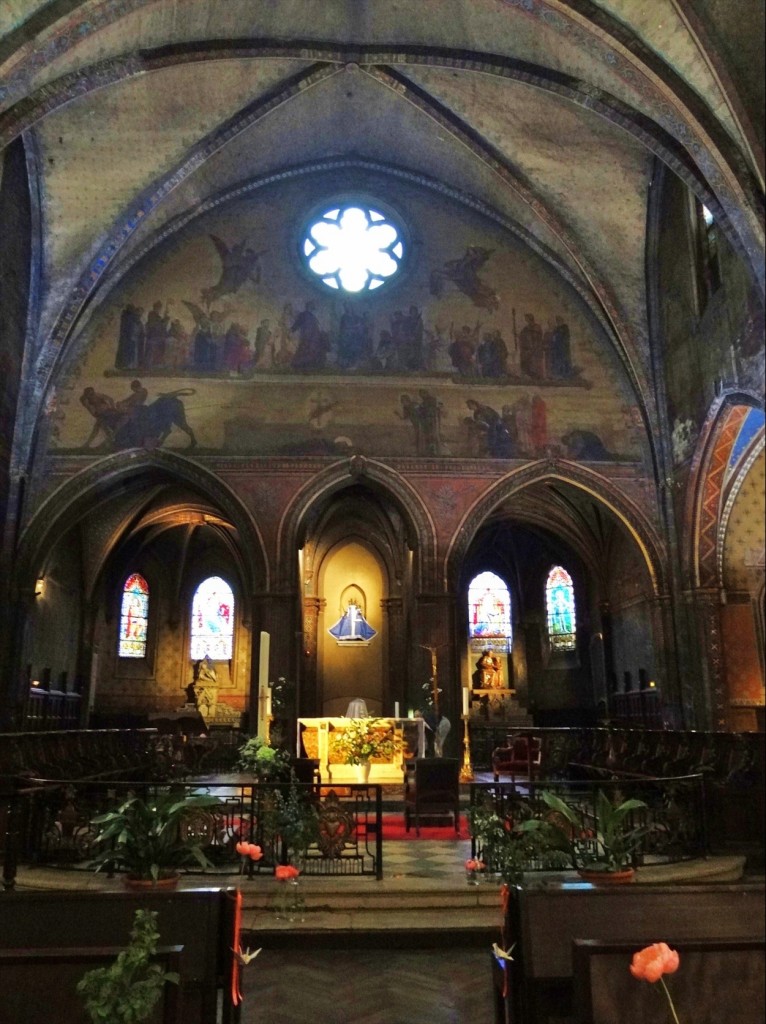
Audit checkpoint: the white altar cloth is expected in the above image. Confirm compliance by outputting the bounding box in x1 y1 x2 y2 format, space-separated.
297 717 426 783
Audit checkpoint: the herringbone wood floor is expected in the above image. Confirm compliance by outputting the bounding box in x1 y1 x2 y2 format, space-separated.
241 946 497 1024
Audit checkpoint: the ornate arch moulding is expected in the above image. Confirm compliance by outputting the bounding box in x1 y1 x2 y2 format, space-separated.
683 391 762 590
17 448 270 593
444 459 666 597
275 457 439 596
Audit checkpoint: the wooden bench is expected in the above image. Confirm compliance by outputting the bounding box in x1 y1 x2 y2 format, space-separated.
572 936 765 1024
492 880 766 1024
0 887 241 1024
0 945 183 1023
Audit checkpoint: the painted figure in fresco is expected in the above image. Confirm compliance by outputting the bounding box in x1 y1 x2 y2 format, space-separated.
183 301 215 370
465 398 514 457
80 387 121 447
519 313 545 379
201 235 265 306
397 390 445 456
274 303 296 368
561 429 615 460
477 329 508 378
144 301 170 368
223 322 252 374
291 301 329 371
252 319 272 369
337 303 364 369
449 322 481 375
80 382 198 451
402 305 425 370
549 316 573 378
430 246 500 311
115 303 145 370
529 394 548 453
115 378 148 418
328 599 377 642
167 319 190 370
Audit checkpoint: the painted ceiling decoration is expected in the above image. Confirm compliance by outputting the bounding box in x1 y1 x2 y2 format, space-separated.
0 2 762 535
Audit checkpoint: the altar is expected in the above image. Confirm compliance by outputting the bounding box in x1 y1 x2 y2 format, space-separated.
298 717 426 783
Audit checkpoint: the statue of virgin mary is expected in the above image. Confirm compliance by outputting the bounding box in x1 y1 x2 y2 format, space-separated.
328 598 377 642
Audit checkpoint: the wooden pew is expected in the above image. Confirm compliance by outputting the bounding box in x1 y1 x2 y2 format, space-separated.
492 880 765 1024
0 945 183 1024
573 937 765 1024
0 887 241 1024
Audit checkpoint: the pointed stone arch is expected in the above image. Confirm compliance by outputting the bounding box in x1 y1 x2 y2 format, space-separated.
16 448 269 593
444 459 666 596
275 456 438 594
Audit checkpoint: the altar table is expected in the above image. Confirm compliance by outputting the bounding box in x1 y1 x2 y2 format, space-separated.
298 717 426 783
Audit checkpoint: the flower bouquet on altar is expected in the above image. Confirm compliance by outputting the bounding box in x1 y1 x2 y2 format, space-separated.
333 717 396 766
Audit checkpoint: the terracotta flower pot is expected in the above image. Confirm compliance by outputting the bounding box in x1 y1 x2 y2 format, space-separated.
123 873 180 891
577 867 635 885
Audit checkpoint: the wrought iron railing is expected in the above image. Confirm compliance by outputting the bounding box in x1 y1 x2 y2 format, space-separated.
1 777 383 889
468 774 708 869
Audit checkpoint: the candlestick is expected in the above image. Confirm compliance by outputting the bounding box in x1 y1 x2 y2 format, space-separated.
462 687 470 716
258 631 270 738
459 714 474 782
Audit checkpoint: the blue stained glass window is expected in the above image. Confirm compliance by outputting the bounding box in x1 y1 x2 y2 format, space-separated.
468 571 512 642
546 566 576 650
190 576 234 661
119 573 149 658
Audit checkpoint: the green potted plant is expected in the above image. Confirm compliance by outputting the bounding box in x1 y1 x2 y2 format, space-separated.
237 736 293 782
90 790 222 887
77 909 179 1023
333 717 396 781
540 788 648 881
469 797 571 885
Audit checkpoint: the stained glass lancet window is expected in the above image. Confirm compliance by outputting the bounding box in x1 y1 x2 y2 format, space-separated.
468 571 512 642
190 576 234 661
119 573 149 658
546 566 576 650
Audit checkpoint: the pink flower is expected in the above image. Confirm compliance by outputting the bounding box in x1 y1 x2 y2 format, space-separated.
630 943 680 983
465 859 485 871
275 864 300 881
630 944 682 1024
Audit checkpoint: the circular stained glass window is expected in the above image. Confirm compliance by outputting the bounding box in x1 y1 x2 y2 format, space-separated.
302 201 405 293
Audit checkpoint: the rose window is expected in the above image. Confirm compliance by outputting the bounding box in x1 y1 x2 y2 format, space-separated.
302 202 405 293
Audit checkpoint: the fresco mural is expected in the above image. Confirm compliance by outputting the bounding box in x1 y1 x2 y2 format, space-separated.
51 180 644 464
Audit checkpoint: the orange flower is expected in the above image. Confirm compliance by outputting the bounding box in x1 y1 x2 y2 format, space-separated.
247 844 263 861
235 841 249 857
465 859 485 871
630 943 680 983
275 864 300 881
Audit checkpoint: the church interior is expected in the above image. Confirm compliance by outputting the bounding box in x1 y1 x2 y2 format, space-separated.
0 2 764 1022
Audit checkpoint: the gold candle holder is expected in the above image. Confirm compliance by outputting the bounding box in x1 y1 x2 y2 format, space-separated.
459 713 474 781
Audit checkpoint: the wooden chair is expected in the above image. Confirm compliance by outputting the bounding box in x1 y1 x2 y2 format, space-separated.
492 735 541 783
403 757 461 835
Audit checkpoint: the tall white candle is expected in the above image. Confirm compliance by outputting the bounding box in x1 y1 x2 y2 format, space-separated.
258 631 270 737
394 701 400 719
462 688 470 716
266 693 273 718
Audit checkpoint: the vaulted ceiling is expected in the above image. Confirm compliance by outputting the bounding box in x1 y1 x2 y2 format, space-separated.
1 0 763 453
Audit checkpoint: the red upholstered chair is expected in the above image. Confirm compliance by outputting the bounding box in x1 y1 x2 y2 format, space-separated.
403 757 461 835
491 735 541 783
